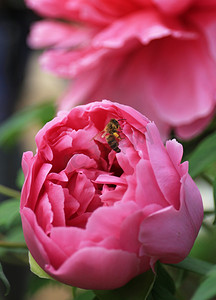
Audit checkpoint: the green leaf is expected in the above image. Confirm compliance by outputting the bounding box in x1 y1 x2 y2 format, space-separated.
0 262 10 296
0 101 56 147
170 257 213 276
150 284 177 300
148 263 177 300
191 266 216 300
0 199 20 229
94 269 156 300
187 131 216 178
155 263 175 294
4 225 25 244
29 252 53 280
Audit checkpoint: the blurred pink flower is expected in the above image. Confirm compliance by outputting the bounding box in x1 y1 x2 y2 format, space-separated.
20 100 203 289
26 0 216 139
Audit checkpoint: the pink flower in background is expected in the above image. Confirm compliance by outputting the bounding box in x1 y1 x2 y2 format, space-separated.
20 101 203 289
26 0 216 140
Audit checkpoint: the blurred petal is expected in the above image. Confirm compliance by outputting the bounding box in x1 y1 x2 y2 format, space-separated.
28 20 97 49
189 10 216 63
145 37 216 125
93 9 195 48
176 111 215 140
152 0 193 15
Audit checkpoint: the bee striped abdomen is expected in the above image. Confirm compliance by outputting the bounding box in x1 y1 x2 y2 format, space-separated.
106 135 121 153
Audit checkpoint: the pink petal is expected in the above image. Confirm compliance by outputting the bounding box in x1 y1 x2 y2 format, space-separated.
35 114 66 161
35 193 53 234
176 111 216 140
25 0 78 20
86 201 138 239
28 20 96 49
21 208 67 269
46 182 66 226
138 173 203 264
59 35 215 138
21 151 33 178
40 47 108 78
189 10 216 67
165 139 188 177
165 139 183 167
135 159 169 208
59 72 103 109
20 208 50 268
67 212 92 228
93 9 195 48
21 158 52 210
145 123 180 209
68 172 95 215
50 227 86 256
65 154 97 173
180 174 203 232
100 184 127 206
47 171 68 182
145 36 216 125
139 206 194 264
152 0 193 15
196 0 216 8
45 247 140 289
21 151 34 208
119 210 144 253
63 188 80 219
58 51 170 139
95 174 126 185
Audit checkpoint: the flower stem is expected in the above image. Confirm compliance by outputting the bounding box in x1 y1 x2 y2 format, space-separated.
0 240 27 249
0 184 21 199
169 257 213 276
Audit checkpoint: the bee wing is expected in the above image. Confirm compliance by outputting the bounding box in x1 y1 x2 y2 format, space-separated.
90 129 105 141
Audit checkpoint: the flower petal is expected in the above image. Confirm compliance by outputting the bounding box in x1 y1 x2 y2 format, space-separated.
146 123 180 209
45 247 140 289
152 0 193 15
145 37 216 125
93 9 195 48
28 20 96 49
135 159 169 208
21 208 67 269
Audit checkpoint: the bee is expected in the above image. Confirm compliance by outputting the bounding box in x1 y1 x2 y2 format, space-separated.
102 119 123 153
92 118 124 153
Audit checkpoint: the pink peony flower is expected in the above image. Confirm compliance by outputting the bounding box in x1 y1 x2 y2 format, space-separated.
25 0 216 140
20 100 203 290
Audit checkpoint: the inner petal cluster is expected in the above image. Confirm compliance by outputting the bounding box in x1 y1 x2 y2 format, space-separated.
35 120 129 232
